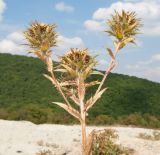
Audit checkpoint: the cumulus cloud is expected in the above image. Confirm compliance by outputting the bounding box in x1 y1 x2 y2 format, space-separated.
125 64 160 82
152 54 160 61
93 1 160 20
55 2 74 12
0 31 84 57
7 32 25 43
124 52 160 82
54 35 84 58
0 31 26 55
84 20 105 31
137 53 160 65
57 35 84 49
84 0 160 36
0 0 5 22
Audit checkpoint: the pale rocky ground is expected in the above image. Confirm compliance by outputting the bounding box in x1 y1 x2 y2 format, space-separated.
0 119 160 155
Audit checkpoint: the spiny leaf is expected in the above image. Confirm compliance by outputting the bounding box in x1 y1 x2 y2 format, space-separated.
106 48 115 59
54 68 67 73
43 74 56 85
85 88 107 111
91 70 104 76
85 81 100 88
52 102 81 121
61 64 76 77
70 95 80 106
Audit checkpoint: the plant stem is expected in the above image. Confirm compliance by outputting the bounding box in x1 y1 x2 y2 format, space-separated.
81 106 87 155
96 47 119 94
50 72 71 107
77 75 87 154
81 117 87 155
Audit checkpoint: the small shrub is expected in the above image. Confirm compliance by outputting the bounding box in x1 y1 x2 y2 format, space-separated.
138 131 160 141
153 131 160 140
92 129 134 155
143 114 160 128
119 113 147 126
93 115 115 125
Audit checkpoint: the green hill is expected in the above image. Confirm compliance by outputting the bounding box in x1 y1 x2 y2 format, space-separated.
0 53 160 128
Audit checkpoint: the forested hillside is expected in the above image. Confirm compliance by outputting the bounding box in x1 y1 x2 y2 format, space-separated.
0 53 160 128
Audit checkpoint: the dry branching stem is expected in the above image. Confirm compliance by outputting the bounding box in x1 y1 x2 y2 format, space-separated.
24 10 141 155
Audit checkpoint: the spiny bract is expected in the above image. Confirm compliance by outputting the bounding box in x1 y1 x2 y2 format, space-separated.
58 48 97 79
24 22 57 59
106 10 141 49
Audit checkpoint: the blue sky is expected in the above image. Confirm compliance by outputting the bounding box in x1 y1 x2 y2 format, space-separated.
0 0 160 82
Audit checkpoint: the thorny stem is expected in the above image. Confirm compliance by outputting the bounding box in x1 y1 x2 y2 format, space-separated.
77 76 87 155
96 46 119 95
50 70 71 107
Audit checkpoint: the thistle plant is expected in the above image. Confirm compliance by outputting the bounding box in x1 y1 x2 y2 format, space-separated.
24 10 141 155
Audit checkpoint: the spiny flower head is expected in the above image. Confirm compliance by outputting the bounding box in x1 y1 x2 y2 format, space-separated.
59 48 97 79
106 10 142 49
24 22 57 52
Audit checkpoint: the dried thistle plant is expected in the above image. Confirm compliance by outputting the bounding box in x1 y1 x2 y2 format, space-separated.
24 10 141 155
106 10 141 50
24 22 57 72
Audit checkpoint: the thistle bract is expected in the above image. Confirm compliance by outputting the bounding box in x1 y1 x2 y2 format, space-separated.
59 48 97 79
24 22 57 60
106 10 141 49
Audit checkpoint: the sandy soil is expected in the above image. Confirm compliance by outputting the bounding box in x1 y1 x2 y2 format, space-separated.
0 119 160 155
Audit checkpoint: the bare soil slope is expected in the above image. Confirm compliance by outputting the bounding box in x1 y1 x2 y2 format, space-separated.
0 120 159 155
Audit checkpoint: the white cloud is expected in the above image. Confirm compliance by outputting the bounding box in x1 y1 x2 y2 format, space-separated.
137 53 160 65
0 39 23 54
84 20 105 31
152 54 160 61
54 35 84 59
0 31 26 55
125 64 160 82
57 35 84 51
93 1 160 20
7 32 25 43
0 31 85 57
55 2 74 12
0 0 6 22
85 0 160 35
124 52 160 82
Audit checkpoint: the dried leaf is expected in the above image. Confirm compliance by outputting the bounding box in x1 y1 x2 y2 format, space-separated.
52 102 81 121
43 74 56 85
85 81 100 88
91 70 104 76
123 37 135 45
106 48 115 59
54 68 67 73
85 88 107 111
61 64 76 77
70 95 80 106
60 81 76 87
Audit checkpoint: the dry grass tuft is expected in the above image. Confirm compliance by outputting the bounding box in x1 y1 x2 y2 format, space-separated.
92 129 134 155
138 131 160 141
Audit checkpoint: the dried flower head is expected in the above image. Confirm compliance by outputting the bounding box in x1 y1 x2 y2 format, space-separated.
24 22 57 62
59 48 97 79
24 22 57 52
106 10 141 49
